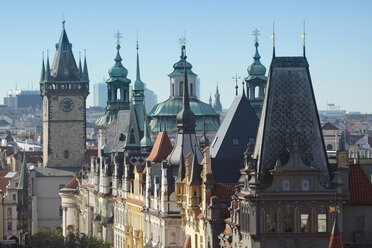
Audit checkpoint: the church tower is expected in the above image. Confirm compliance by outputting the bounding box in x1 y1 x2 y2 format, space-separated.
40 21 89 167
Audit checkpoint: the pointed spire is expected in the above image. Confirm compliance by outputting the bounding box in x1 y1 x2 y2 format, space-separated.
271 22 276 57
199 117 209 148
209 93 212 106
133 40 144 91
83 50 89 82
233 73 240 96
301 21 306 57
242 81 246 97
44 50 51 81
140 115 152 147
78 51 83 80
188 144 202 186
18 151 28 189
40 52 45 83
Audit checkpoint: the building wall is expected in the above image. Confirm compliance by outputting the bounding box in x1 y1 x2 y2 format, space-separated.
343 204 372 245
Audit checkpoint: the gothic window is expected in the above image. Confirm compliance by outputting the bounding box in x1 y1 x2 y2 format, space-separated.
317 214 327 232
265 207 276 233
254 86 259 98
190 83 193 96
327 144 333 150
300 214 310 233
283 211 293 233
179 81 184 96
116 88 121 101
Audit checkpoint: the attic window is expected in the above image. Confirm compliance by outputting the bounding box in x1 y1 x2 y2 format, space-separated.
301 179 310 191
232 137 239 146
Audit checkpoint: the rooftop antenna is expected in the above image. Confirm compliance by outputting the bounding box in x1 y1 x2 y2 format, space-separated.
232 73 240 96
114 30 123 50
270 21 276 57
301 21 306 57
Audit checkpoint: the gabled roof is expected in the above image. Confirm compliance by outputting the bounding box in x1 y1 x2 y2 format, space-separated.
322 122 339 131
146 132 173 163
348 164 372 204
253 56 330 186
210 94 258 183
59 176 78 193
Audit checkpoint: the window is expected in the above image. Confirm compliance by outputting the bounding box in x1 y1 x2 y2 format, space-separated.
354 216 365 232
116 88 121 101
232 137 239 146
12 194 16 201
64 150 69 159
317 214 327 232
265 214 275 233
283 213 293 232
327 144 333 150
282 179 291 191
249 138 255 145
15 182 18 187
301 179 310 191
7 222 12 231
190 83 193 96
7 208 12 218
193 191 197 196
179 81 184 96
172 84 175 96
300 214 310 233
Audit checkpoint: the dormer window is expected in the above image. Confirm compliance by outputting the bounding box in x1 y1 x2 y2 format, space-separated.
301 179 310 191
282 179 290 191
232 137 239 146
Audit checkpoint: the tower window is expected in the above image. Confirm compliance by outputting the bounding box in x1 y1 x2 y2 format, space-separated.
317 214 327 232
301 179 310 191
283 213 293 232
172 83 175 97
179 81 184 96
64 150 69 159
116 88 121 101
190 83 193 96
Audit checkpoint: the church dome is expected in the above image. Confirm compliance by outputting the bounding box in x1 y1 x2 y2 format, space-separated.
247 42 266 79
108 48 129 79
169 49 196 77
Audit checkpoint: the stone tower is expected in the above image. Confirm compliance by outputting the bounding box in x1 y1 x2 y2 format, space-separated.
40 21 89 167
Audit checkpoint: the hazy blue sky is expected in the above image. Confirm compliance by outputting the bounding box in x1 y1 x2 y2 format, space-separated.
0 0 371 112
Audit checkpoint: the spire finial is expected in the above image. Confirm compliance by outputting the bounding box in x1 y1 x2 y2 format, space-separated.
301 21 306 57
62 18 65 29
178 32 187 59
232 73 240 96
270 21 276 57
114 30 123 50
40 51 45 83
252 28 261 47
242 81 246 97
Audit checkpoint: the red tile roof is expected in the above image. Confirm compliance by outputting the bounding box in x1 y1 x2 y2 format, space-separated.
146 132 173 163
322 122 339 130
329 234 343 248
125 197 143 206
348 164 372 204
210 184 236 217
64 176 78 189
86 147 98 163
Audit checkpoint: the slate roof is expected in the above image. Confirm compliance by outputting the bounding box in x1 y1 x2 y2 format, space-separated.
348 164 372 204
32 167 81 177
253 56 330 185
322 122 339 130
210 94 259 183
50 26 81 82
146 132 173 163
113 107 141 152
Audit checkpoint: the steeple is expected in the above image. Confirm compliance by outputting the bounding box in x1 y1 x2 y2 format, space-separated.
83 50 89 82
199 117 209 149
50 20 80 81
40 52 45 83
188 145 202 186
140 115 152 147
78 52 83 79
44 51 51 81
134 41 144 91
213 85 222 113
168 53 202 167
209 93 212 106
18 151 28 190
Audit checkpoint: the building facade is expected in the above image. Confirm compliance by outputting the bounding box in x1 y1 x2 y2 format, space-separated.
93 82 107 108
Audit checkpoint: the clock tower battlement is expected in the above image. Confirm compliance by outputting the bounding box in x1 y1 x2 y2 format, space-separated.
40 21 89 168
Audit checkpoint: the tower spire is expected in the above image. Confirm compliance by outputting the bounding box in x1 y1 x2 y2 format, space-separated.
40 52 45 83
140 114 152 147
44 50 51 81
83 50 89 82
78 51 83 80
199 116 209 148
301 21 306 57
271 21 276 57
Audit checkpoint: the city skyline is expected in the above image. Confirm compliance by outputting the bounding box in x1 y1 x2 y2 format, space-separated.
0 0 371 112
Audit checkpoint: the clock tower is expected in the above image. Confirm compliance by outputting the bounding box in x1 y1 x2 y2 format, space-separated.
40 21 89 167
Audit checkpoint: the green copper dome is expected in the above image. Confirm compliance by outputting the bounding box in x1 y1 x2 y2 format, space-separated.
169 49 196 77
246 42 267 81
107 48 130 82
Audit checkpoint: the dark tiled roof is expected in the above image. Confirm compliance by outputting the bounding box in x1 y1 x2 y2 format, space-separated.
322 122 339 130
348 164 372 204
210 94 258 183
271 57 309 67
146 132 173 163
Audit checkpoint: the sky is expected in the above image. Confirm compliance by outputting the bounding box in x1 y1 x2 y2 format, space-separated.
0 0 371 112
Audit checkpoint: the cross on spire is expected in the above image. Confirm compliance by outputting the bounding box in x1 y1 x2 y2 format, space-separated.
301 21 306 57
252 28 261 43
232 73 241 96
178 32 187 47
114 30 123 50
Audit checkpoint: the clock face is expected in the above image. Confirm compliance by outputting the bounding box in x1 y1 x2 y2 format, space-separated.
60 98 74 112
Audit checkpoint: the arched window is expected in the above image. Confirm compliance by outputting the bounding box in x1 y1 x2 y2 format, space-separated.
283 206 293 233
326 144 333 150
300 206 311 233
190 83 193 96
116 88 121 101
179 81 184 96
265 206 276 233
172 83 175 97
255 86 260 99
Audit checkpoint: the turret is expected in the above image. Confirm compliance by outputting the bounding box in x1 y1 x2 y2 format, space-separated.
213 85 222 113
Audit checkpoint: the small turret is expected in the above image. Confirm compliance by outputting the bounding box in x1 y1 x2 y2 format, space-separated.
83 50 89 82
40 52 45 83
213 85 222 113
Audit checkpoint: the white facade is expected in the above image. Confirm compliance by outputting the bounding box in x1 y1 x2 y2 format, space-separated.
3 174 20 240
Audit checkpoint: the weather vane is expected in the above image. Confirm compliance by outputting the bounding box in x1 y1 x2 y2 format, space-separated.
232 73 241 96
114 30 123 49
178 31 187 47
252 28 261 43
